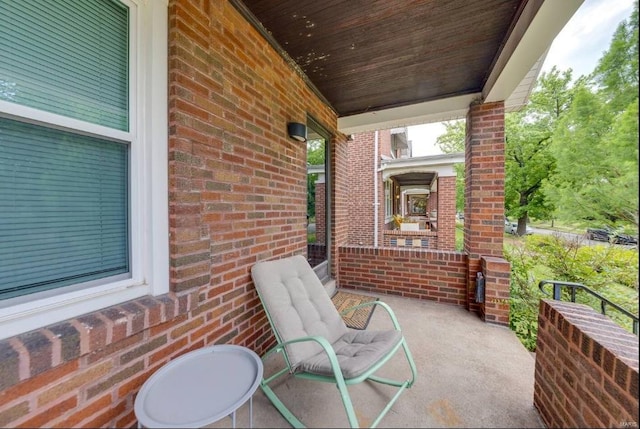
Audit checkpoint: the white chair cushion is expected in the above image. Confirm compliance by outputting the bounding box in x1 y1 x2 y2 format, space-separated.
251 255 348 367
300 329 402 379
252 255 403 380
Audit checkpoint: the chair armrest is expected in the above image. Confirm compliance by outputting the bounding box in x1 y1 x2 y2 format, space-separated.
340 300 402 330
264 334 331 357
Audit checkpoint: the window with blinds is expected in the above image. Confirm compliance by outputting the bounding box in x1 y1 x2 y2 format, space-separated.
0 0 131 301
0 0 129 130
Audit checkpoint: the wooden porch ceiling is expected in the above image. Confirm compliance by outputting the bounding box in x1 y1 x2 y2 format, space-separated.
233 0 583 133
394 172 436 187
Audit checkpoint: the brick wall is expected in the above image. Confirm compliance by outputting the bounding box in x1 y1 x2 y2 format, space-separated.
0 1 343 427
428 190 438 217
534 300 639 428
167 0 345 353
347 132 376 245
338 246 467 306
331 134 350 281
480 256 510 324
436 176 456 250
346 129 394 247
376 131 391 245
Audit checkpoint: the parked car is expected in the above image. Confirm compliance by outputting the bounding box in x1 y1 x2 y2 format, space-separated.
504 218 533 235
586 227 638 245
610 232 638 245
586 227 613 242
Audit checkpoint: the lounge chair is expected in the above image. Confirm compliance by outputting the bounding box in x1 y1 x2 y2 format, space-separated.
251 254 417 428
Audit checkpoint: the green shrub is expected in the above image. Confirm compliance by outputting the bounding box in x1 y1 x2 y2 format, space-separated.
505 234 638 351
505 243 546 351
455 224 464 251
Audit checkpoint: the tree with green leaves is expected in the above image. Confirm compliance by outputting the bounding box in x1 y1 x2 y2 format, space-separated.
306 138 325 219
547 2 639 229
435 120 465 212
504 67 574 235
592 1 638 115
436 120 465 153
435 67 573 234
549 86 638 227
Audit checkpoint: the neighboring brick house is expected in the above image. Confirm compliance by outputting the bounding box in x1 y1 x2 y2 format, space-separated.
344 127 463 250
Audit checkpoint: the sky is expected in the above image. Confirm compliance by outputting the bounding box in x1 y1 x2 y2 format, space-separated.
408 0 635 157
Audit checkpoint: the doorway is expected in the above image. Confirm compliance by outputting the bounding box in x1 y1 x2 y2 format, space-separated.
306 116 331 283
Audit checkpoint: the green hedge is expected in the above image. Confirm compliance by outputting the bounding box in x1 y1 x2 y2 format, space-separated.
505 234 638 351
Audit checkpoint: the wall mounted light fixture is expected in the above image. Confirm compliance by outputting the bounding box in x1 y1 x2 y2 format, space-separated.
287 122 307 142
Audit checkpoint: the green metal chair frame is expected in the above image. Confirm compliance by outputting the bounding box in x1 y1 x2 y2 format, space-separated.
251 255 417 428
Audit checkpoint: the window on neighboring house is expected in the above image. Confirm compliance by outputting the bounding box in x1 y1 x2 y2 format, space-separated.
0 0 168 339
384 180 393 219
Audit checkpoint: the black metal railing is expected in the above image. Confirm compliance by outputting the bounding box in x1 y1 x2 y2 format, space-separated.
538 280 639 335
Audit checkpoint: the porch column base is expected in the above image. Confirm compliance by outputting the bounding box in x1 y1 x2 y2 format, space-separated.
480 256 510 325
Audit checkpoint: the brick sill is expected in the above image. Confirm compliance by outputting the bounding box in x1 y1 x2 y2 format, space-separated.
0 290 199 391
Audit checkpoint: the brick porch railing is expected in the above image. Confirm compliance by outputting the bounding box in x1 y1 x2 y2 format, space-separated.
534 299 639 428
338 246 467 306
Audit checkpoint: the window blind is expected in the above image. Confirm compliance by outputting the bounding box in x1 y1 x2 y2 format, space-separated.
0 0 129 131
0 118 129 300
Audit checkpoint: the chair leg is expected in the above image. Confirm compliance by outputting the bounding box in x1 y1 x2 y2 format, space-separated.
365 338 418 428
259 338 417 428
402 338 418 387
260 380 306 428
370 380 410 428
335 375 360 428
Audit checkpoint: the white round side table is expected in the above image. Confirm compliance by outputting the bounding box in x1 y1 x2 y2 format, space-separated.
134 344 263 428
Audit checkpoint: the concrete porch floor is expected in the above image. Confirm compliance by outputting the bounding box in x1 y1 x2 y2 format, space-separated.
207 292 544 428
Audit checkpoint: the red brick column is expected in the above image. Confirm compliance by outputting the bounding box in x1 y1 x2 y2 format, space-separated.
330 135 349 280
428 190 438 217
436 176 456 250
347 132 375 246
464 101 509 318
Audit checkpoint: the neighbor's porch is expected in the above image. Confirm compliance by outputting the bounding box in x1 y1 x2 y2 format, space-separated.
380 152 464 252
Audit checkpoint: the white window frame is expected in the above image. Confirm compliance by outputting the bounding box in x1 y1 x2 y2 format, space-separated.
0 0 169 340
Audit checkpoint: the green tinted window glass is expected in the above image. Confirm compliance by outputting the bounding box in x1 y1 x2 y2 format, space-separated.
0 117 129 300
0 0 129 130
